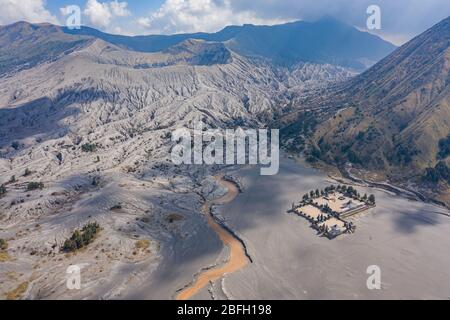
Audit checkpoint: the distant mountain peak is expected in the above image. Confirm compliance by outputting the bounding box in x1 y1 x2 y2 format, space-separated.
61 18 396 71
316 15 342 23
0 16 397 73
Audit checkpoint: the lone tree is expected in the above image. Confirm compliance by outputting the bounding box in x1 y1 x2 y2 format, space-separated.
24 168 32 177
0 184 6 197
368 194 376 205
11 141 20 150
56 152 63 164
0 238 7 250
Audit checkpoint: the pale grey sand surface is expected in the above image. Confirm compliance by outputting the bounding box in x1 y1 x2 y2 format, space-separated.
202 155 450 299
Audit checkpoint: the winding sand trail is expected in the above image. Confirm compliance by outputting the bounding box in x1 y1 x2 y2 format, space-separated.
176 177 249 300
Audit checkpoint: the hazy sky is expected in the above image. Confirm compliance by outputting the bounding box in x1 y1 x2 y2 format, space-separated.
0 0 449 44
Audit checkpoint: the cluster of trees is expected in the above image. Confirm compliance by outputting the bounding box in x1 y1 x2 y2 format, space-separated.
11 141 20 150
281 111 318 155
346 149 363 165
302 189 322 201
344 222 356 233
315 213 330 223
342 185 358 197
320 203 333 214
62 222 101 253
27 182 44 191
393 144 419 165
301 185 375 205
336 185 375 205
438 135 450 160
0 178 46 194
303 188 327 202
81 143 97 153
423 161 450 184
315 224 331 236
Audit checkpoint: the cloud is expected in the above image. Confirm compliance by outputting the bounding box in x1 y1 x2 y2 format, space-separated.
0 0 59 25
136 17 151 29
1 0 445 45
110 0 131 17
84 0 112 27
136 0 450 43
230 0 450 44
60 6 74 17
136 0 289 34
83 0 130 28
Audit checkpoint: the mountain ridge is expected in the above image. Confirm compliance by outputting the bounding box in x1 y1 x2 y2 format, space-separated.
61 17 396 71
281 16 450 205
0 17 396 73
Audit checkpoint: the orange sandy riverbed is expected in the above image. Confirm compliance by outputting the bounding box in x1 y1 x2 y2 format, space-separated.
176 177 249 300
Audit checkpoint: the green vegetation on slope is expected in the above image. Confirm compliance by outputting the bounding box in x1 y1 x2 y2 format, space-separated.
0 184 6 197
62 222 101 253
423 162 450 184
291 17 450 191
81 143 97 153
27 182 44 191
0 238 8 250
438 134 450 160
